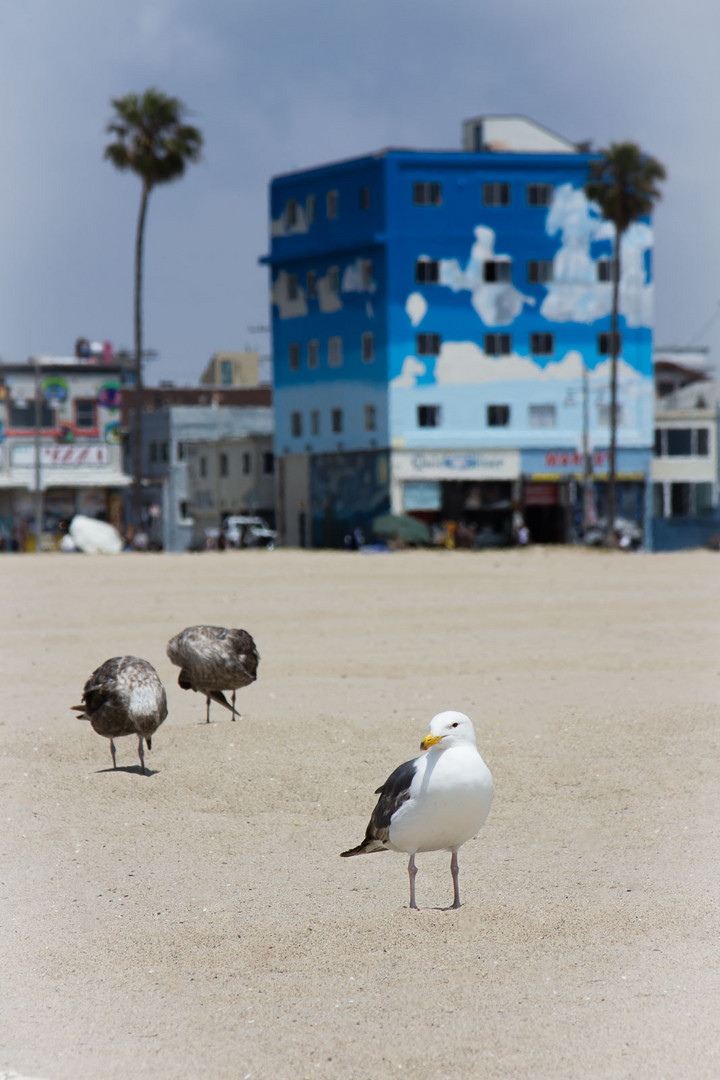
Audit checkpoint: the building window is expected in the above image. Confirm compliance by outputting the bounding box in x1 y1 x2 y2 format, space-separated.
527 260 553 284
656 427 711 458
328 336 343 367
597 332 622 355
326 189 338 219
220 359 233 385
199 456 207 478
307 339 319 369
219 452 229 477
311 409 320 436
289 342 300 371
670 483 692 517
656 425 712 455
413 181 442 206
327 266 340 294
364 404 377 431
287 273 299 301
8 400 54 428
331 408 343 433
598 402 623 427
483 260 512 283
161 441 169 463
179 500 189 521
416 332 441 356
360 259 373 288
362 331 374 362
291 412 302 437
483 182 511 207
487 404 510 427
415 258 439 284
417 404 441 428
285 198 298 227
306 270 317 299
359 185 371 210
242 452 251 475
484 333 512 356
529 404 557 428
597 259 617 283
530 332 554 355
262 452 275 475
75 399 96 428
176 441 186 461
306 194 315 223
526 183 554 207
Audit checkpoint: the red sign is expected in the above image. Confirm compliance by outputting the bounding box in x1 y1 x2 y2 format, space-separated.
544 450 608 469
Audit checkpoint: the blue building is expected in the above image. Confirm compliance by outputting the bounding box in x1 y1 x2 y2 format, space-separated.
263 116 655 547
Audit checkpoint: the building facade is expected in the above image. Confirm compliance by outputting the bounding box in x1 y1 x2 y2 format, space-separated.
264 116 655 547
651 379 720 550
137 404 274 551
185 433 276 545
0 353 129 549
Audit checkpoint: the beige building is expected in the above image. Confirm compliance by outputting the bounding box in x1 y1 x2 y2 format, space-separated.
199 351 261 388
186 432 275 543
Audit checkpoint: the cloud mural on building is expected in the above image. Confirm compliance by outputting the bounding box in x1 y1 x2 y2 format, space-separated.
341 257 376 294
541 184 653 328
439 226 535 325
393 342 648 393
272 270 308 319
405 292 427 326
391 356 427 386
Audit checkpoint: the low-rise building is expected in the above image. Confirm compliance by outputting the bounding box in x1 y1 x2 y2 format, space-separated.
185 432 275 545
651 378 720 550
138 404 274 551
0 349 130 549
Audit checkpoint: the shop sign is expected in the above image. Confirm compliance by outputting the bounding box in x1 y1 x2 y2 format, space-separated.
394 449 520 481
11 445 110 467
544 450 608 470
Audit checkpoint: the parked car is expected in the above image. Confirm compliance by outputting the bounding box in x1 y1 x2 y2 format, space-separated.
582 517 643 550
206 515 277 550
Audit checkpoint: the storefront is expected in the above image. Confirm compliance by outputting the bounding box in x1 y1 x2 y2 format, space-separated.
392 449 521 545
521 448 651 545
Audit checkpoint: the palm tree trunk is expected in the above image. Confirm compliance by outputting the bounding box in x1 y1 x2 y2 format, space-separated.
606 225 622 546
132 182 150 524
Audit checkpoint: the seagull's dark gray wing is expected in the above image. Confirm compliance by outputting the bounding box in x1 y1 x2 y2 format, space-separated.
340 756 419 856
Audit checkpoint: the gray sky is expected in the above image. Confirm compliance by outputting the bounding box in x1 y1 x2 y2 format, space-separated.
1 0 718 383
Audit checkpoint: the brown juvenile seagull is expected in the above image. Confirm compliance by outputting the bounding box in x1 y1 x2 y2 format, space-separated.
166 625 259 723
72 656 168 774
341 711 494 910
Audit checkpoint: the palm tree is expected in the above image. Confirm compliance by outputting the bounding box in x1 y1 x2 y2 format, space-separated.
585 142 665 545
104 88 203 523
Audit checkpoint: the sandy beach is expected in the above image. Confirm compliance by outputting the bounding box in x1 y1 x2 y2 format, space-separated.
1 546 718 1080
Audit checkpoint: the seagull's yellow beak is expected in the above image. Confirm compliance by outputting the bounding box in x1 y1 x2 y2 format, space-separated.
421 732 444 751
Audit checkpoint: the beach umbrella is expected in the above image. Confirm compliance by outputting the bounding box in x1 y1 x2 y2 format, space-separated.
372 513 431 545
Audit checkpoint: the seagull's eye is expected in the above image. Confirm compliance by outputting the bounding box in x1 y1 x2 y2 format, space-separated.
451 722 459 728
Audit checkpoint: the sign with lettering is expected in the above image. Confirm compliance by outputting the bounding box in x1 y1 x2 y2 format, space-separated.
394 449 520 481
544 450 607 469
11 445 110 467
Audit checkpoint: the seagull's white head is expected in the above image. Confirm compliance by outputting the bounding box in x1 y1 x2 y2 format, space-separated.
420 711 477 751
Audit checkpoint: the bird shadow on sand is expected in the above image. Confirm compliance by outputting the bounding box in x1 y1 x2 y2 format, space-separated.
96 765 159 777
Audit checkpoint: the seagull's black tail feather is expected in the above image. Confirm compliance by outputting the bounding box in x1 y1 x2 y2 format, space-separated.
209 690 234 713
340 839 388 857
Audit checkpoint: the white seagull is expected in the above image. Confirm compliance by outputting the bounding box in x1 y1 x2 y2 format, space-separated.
72 656 168 774
341 711 494 909
166 625 259 723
